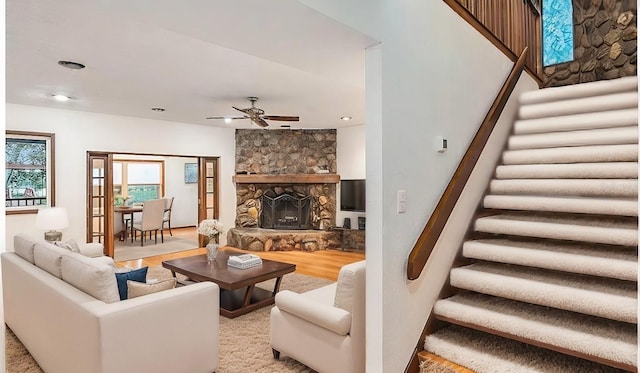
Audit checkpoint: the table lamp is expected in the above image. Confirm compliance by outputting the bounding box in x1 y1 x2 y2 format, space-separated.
35 207 69 242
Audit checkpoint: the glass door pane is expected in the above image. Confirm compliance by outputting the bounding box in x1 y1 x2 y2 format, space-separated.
198 158 219 246
87 153 113 256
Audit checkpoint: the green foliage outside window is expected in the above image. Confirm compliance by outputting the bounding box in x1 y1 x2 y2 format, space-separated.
5 132 53 211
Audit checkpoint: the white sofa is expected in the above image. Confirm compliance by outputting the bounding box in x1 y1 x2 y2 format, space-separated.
270 260 366 373
2 234 220 373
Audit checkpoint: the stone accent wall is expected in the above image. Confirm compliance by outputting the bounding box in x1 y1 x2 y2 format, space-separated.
235 129 337 174
544 0 637 87
234 129 338 231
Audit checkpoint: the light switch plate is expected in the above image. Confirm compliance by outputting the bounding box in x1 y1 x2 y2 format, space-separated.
397 190 406 213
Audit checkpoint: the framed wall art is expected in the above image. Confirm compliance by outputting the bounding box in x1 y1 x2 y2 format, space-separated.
184 163 198 184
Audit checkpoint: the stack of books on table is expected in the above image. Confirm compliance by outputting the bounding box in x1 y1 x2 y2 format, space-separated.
227 254 263 269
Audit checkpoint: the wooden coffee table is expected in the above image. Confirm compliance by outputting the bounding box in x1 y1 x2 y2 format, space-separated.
162 250 296 318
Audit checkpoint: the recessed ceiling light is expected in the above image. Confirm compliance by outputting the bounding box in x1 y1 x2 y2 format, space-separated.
224 118 232 124
52 94 70 102
340 116 352 121
151 107 165 112
57 60 85 70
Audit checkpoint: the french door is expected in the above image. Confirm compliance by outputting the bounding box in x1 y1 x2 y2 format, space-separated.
86 152 114 256
86 153 219 256
198 157 219 247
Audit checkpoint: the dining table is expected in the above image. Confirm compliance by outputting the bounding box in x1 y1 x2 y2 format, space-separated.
114 205 143 241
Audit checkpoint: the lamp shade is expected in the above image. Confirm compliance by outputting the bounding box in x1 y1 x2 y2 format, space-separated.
35 207 70 231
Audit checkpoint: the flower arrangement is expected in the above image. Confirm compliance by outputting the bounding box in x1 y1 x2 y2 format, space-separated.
197 219 224 239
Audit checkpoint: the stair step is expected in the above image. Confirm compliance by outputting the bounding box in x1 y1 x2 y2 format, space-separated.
508 126 638 150
489 178 638 197
502 144 638 164
495 162 638 179
519 91 638 119
463 238 638 281
513 108 638 135
474 213 638 246
450 263 637 322
424 325 633 373
432 293 637 370
519 76 638 105
482 195 638 216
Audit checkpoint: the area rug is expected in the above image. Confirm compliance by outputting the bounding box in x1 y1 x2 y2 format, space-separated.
5 272 333 373
114 235 199 262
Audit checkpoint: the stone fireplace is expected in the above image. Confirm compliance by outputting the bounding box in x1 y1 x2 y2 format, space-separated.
228 129 350 251
235 181 337 230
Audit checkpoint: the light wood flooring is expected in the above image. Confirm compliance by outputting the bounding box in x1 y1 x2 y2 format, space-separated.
418 351 475 373
115 227 365 281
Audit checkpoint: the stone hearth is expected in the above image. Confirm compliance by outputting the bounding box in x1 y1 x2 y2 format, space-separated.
227 227 365 252
227 228 342 252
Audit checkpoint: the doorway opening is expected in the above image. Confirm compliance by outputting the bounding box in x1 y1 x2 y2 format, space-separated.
86 151 219 261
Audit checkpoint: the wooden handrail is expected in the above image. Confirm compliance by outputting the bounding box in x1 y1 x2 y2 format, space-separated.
406 48 528 280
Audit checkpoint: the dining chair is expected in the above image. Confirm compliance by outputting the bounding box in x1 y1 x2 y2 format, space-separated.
114 212 126 241
131 199 165 246
163 197 175 236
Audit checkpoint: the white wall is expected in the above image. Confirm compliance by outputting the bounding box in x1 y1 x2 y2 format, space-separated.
301 1 539 371
163 156 199 228
5 104 236 249
336 125 366 229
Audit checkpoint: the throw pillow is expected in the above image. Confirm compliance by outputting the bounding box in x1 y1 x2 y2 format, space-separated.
54 239 81 253
127 278 176 299
115 267 148 300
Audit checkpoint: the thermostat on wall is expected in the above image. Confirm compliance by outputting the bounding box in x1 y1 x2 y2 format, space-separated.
435 136 448 153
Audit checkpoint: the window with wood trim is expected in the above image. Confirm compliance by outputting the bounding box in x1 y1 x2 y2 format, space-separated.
113 160 164 205
5 131 55 214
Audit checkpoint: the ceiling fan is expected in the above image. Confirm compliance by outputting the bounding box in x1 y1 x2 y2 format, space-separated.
206 97 299 127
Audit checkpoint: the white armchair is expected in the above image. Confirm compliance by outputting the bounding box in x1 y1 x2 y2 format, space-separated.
270 260 366 373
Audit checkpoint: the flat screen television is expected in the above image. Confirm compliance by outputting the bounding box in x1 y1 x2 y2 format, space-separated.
340 179 366 212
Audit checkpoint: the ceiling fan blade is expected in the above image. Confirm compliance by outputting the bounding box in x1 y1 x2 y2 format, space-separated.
262 115 299 122
253 117 270 127
206 115 247 120
233 106 251 114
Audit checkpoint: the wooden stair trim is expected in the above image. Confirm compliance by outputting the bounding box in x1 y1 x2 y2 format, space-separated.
406 48 528 281
435 315 638 373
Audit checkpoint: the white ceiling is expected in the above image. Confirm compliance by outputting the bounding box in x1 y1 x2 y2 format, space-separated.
6 0 377 129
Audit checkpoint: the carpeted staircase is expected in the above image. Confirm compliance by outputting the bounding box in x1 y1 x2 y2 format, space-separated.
421 76 638 373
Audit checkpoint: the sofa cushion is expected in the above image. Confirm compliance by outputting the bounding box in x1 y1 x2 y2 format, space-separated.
14 234 37 264
33 242 69 279
334 264 357 313
128 278 176 299
115 267 148 300
54 239 81 253
61 253 121 303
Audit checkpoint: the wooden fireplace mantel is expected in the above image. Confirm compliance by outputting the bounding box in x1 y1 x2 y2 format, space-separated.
232 173 340 184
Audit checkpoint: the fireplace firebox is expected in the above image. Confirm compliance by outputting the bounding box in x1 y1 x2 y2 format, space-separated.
260 194 312 230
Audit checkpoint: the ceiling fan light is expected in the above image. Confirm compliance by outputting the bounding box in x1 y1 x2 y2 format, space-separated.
52 94 70 102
